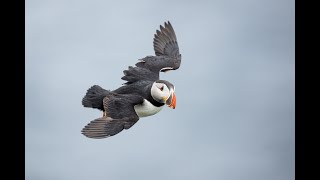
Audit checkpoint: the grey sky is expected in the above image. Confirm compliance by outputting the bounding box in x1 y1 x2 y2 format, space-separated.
26 0 294 180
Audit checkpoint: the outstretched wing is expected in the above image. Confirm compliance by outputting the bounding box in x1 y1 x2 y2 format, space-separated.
81 94 144 138
153 21 180 58
121 65 159 85
121 21 181 85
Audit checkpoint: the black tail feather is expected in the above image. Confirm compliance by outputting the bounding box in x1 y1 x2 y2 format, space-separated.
82 85 110 110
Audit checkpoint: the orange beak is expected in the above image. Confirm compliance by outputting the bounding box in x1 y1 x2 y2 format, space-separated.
166 92 176 109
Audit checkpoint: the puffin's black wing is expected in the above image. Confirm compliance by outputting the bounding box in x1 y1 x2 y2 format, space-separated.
135 21 181 73
121 66 159 85
153 21 180 58
121 21 181 85
81 94 144 138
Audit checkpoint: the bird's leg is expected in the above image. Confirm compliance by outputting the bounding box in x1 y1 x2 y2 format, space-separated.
102 111 107 117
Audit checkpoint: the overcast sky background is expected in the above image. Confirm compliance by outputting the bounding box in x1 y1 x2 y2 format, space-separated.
26 0 294 180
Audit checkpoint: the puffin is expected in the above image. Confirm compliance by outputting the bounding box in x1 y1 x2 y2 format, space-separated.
81 21 181 139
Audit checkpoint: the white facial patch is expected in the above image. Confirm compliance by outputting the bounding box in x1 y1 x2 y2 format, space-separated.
151 82 170 103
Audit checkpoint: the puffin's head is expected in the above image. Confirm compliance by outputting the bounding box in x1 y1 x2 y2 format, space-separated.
151 80 176 109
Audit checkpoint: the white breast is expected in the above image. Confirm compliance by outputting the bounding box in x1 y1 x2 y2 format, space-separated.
134 99 163 118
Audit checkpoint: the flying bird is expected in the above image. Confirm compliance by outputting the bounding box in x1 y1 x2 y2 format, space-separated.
81 21 181 138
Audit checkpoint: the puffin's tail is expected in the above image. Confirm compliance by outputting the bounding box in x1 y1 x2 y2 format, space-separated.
82 85 110 110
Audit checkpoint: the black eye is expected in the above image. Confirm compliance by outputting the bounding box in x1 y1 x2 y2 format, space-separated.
160 86 164 91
